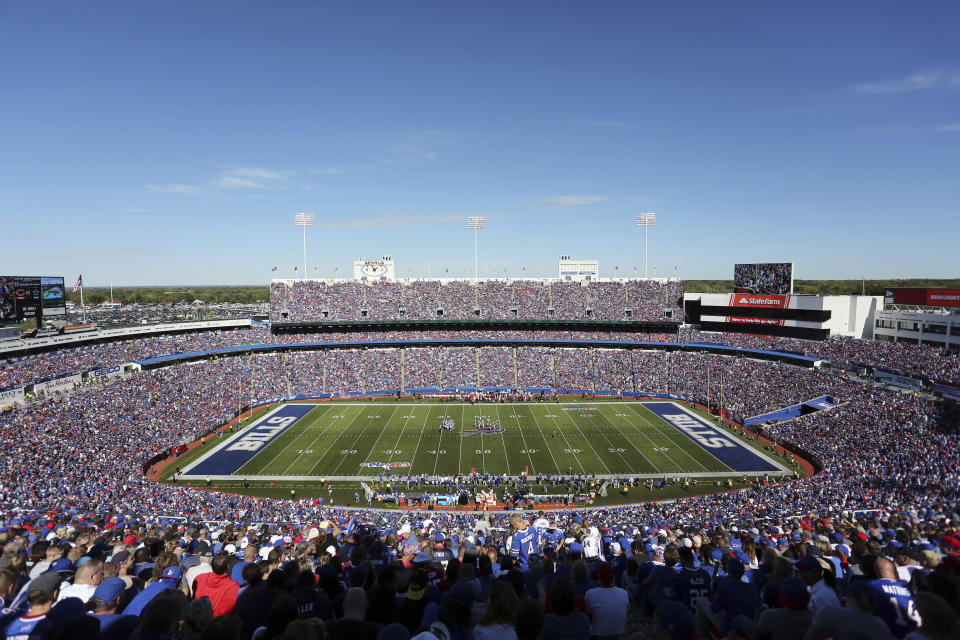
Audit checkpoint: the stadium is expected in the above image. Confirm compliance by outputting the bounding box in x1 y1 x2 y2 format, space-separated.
2 4 959 640
2 262 959 639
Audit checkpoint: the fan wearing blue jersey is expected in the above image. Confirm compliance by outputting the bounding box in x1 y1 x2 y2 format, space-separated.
867 558 920 639
673 546 711 612
3 573 59 640
542 522 564 550
509 515 539 571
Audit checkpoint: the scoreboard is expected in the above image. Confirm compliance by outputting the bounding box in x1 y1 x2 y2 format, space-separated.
0 276 66 324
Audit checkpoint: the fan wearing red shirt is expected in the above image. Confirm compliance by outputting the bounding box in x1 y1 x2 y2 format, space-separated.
193 554 239 617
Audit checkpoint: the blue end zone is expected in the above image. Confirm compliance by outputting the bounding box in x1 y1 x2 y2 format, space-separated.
743 395 839 426
642 402 779 472
185 404 315 476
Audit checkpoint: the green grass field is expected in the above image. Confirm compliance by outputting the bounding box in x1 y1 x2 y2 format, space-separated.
180 400 790 479
164 399 804 504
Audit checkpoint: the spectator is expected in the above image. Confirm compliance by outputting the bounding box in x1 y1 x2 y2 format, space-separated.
193 554 239 618
325 587 381 640
474 580 519 640
542 575 590 640
804 581 893 640
584 562 628 640
755 576 812 640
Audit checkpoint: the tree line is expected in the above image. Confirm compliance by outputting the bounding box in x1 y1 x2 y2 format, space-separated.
65 286 269 305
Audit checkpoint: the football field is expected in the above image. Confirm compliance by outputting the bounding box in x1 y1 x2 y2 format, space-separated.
180 400 788 481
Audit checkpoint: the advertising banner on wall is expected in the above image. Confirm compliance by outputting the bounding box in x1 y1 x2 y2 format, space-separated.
727 294 792 308
884 288 960 308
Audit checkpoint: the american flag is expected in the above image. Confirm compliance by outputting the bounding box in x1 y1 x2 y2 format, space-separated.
73 275 83 292
271 266 278 272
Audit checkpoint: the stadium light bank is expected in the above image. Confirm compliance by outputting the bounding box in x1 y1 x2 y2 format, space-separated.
294 212 314 277
637 212 656 279
467 216 485 282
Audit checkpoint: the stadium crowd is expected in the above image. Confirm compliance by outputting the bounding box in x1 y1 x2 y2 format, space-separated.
1 313 959 638
681 328 960 385
270 279 683 323
0 328 272 389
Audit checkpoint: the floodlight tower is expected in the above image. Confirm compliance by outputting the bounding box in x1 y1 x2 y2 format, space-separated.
294 212 314 277
467 216 485 282
636 212 656 278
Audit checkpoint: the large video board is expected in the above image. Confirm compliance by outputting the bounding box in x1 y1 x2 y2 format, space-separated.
0 276 67 323
733 263 794 295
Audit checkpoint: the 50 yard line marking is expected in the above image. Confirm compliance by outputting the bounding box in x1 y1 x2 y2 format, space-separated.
494 405 526 475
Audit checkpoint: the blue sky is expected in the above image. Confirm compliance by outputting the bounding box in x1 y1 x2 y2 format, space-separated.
1 1 957 285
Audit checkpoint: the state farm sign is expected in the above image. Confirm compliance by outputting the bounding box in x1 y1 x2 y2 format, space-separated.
728 294 791 309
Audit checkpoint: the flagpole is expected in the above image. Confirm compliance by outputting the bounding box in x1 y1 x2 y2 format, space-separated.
80 278 86 323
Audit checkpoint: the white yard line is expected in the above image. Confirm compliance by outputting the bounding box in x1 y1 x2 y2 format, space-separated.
535 408 587 475
522 405 562 473
353 406 402 473
619 404 711 472
478 406 486 475
410 405 436 475
385 406 421 466
257 406 339 475
454 404 465 476
557 409 613 474
495 404 528 475
578 409 638 474
279 406 345 474
181 404 289 475
303 407 369 476
235 407 324 475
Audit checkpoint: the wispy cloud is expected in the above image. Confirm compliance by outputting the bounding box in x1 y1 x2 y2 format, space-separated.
544 194 611 208
852 69 960 95
937 123 960 132
230 167 287 179
586 120 632 129
148 183 201 194
319 214 464 229
215 176 268 189
215 166 290 189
